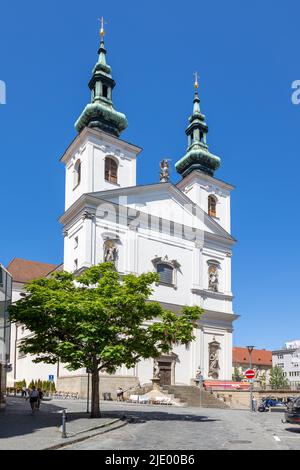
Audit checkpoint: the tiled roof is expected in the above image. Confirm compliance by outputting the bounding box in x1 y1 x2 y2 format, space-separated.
233 347 272 366
6 258 59 283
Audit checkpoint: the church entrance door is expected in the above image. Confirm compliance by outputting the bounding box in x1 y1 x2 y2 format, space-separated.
158 360 172 385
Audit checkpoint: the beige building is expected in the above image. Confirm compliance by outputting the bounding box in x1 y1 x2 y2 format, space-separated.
232 347 272 386
7 258 60 387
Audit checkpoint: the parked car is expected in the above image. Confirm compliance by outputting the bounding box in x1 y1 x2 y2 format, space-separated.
258 398 286 412
284 397 300 425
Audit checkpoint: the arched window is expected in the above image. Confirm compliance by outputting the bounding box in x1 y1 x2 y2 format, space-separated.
208 195 217 217
156 263 174 285
105 157 118 184
102 84 108 98
73 160 81 188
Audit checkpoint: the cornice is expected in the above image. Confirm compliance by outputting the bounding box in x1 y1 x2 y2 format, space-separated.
176 169 235 191
191 287 234 301
60 127 142 164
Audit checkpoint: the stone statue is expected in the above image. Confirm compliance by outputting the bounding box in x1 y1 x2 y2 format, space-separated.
160 159 170 183
196 366 201 379
104 240 118 263
209 352 219 372
208 338 220 379
208 266 218 292
153 360 160 379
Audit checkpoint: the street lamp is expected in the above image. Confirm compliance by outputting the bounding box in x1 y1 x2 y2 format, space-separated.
246 345 255 412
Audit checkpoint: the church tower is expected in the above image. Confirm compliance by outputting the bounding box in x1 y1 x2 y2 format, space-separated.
74 18 128 136
61 20 141 211
176 75 234 233
175 73 220 178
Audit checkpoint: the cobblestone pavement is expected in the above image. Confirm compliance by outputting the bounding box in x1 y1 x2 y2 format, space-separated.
62 403 300 450
2 398 300 450
0 397 124 450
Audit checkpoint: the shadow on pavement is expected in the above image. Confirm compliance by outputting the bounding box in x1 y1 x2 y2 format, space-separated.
103 408 220 424
0 397 219 441
0 397 110 440
285 426 300 434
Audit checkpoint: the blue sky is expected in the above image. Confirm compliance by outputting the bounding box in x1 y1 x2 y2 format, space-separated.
1 0 299 350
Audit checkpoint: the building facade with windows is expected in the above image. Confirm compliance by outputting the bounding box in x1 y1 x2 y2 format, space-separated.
7 27 238 395
57 27 238 394
272 340 300 389
232 347 272 386
0 264 12 408
7 258 59 387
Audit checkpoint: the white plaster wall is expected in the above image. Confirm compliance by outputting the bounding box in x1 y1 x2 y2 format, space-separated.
202 330 225 380
108 189 209 234
178 173 232 233
64 136 138 210
63 215 234 316
15 355 57 385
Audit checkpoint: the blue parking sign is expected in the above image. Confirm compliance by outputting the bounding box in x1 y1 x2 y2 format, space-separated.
49 375 54 381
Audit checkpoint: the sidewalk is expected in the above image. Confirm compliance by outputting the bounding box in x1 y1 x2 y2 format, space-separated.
0 397 126 450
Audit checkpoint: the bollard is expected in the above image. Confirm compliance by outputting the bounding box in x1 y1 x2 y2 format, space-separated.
61 409 67 438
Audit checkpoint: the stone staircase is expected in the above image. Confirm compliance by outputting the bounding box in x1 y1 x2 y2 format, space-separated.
161 385 229 409
125 383 153 397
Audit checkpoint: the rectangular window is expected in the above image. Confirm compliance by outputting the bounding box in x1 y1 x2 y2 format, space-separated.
74 259 78 271
102 84 108 98
157 264 173 285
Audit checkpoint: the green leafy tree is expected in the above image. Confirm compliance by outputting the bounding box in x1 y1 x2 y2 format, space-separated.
15 379 26 390
232 366 242 382
9 263 203 417
269 366 289 390
28 380 34 389
260 371 267 389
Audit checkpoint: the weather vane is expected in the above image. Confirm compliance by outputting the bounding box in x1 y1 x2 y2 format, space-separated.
98 16 106 39
194 71 199 90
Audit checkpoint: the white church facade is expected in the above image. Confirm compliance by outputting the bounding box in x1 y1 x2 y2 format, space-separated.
8 26 238 395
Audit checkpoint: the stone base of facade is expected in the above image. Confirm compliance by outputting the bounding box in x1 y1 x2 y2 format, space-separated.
214 389 296 409
57 374 140 399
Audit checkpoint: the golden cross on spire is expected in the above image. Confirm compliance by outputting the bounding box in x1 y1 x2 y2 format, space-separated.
194 72 199 90
99 16 105 39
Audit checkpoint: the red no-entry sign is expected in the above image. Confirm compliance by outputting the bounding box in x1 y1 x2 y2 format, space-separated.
245 369 255 379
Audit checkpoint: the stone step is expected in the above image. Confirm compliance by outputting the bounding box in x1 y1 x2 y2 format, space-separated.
161 385 229 408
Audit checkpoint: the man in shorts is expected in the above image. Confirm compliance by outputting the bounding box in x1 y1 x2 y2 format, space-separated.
27 386 39 414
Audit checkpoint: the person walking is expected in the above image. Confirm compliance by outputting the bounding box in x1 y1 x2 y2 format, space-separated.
27 386 39 414
21 386 27 398
116 387 124 402
37 388 44 410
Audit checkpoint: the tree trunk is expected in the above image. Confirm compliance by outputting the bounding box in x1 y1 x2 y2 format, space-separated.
91 369 100 418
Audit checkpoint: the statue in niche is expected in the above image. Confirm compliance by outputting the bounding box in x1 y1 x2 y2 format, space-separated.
104 239 118 264
153 359 160 379
159 159 170 183
208 338 220 379
208 265 219 292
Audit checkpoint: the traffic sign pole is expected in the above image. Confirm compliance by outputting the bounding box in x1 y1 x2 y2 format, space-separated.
245 369 256 412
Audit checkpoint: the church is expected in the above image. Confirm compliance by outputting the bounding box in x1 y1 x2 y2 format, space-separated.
8 23 238 396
